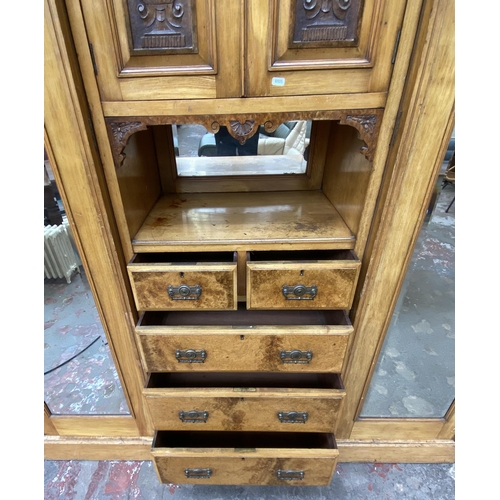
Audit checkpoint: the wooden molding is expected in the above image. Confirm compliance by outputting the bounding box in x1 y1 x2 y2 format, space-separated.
44 436 454 463
105 108 383 169
44 404 57 436
44 436 152 460
351 418 446 440
49 415 142 437
337 439 455 463
438 402 455 440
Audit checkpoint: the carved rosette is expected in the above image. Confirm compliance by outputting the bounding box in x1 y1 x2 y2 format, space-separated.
205 118 282 144
228 120 258 145
108 121 148 168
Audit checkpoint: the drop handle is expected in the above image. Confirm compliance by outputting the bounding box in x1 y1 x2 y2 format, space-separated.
184 468 212 479
282 284 317 300
280 349 313 364
277 411 308 424
175 349 206 363
168 284 202 300
179 410 208 423
277 469 304 481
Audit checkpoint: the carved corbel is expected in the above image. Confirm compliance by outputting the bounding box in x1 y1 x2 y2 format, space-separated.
107 120 148 168
338 113 380 161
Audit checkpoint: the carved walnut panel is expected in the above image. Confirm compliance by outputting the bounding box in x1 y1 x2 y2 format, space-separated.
126 0 197 55
271 0 375 70
291 0 364 47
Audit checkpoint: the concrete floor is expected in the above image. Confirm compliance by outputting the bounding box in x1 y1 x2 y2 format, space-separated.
44 460 455 499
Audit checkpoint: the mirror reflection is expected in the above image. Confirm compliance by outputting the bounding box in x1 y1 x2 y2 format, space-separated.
173 121 311 177
44 152 130 415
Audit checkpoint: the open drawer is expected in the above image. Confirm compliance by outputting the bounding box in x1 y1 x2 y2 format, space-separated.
151 431 339 485
136 306 352 372
127 252 237 311
246 250 361 310
144 372 345 433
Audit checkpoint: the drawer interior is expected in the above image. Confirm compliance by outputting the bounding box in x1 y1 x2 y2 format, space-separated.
130 251 237 265
248 249 357 262
153 430 337 450
138 303 350 327
146 372 343 389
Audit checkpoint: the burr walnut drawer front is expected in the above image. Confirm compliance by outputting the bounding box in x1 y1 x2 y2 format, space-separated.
127 252 237 311
151 431 339 486
136 307 352 372
246 250 361 310
144 372 345 433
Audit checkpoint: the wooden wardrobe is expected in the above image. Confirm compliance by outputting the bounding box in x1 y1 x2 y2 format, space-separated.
44 0 455 486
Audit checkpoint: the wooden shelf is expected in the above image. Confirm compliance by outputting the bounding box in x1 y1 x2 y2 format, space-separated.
132 191 355 252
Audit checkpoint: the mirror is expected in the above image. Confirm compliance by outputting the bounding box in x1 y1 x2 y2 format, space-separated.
44 152 130 415
173 121 311 177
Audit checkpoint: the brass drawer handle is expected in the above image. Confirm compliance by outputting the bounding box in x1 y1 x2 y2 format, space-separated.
175 349 207 363
280 349 313 364
282 284 317 300
277 469 304 481
179 410 208 423
184 468 212 479
277 411 308 424
168 284 202 300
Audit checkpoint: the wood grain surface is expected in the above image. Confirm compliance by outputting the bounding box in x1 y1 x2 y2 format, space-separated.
132 191 355 250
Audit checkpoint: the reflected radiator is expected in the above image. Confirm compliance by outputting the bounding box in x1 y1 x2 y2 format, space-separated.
44 219 80 283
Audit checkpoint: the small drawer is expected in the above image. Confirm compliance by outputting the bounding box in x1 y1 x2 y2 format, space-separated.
151 431 339 485
127 252 237 311
136 305 352 372
246 250 361 310
144 372 345 433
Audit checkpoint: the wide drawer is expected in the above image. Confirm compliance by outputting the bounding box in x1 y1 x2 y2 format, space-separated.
246 250 361 310
127 252 237 311
151 431 338 486
144 372 345 433
137 306 352 372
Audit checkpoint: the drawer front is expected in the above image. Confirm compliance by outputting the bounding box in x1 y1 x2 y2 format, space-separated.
153 456 337 486
247 261 360 310
138 329 350 372
128 264 237 310
144 393 344 432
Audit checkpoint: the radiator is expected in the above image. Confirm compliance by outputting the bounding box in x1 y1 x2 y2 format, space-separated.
44 218 80 283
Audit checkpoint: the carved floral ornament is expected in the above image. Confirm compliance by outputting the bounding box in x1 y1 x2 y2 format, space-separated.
106 111 381 168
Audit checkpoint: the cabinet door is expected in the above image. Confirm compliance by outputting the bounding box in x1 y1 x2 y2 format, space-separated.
245 0 407 97
80 0 243 101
